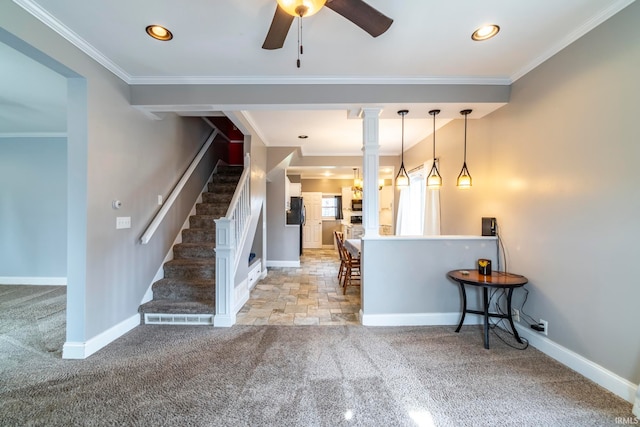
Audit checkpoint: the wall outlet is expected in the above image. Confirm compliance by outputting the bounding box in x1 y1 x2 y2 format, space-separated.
116 216 131 229
539 319 548 336
512 308 520 322
157 195 163 205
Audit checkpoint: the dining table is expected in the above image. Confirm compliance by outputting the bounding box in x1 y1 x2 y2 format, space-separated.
344 238 361 258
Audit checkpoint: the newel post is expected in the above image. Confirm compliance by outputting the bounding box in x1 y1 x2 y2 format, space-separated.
214 218 236 327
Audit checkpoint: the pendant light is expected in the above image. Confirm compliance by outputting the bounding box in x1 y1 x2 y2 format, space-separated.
395 110 410 187
457 109 473 188
427 109 442 188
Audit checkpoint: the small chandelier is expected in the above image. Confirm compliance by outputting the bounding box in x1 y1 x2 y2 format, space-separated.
427 109 442 188
395 110 410 187
352 168 363 198
457 109 473 188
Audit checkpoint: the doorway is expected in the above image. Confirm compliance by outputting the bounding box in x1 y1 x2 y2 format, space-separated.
0 28 88 357
302 192 323 249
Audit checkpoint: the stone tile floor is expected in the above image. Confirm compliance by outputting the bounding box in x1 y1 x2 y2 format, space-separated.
236 248 361 325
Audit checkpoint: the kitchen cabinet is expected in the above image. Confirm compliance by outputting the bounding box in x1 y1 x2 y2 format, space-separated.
290 182 302 197
342 224 364 240
285 177 291 210
341 186 353 220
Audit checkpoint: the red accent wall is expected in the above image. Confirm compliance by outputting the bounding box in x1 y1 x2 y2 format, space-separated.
228 142 244 165
208 117 244 165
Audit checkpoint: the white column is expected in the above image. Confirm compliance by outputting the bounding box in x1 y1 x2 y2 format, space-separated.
361 108 381 237
214 218 235 327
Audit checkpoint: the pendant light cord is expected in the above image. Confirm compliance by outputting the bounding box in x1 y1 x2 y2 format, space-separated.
401 112 405 162
432 112 436 159
463 113 468 162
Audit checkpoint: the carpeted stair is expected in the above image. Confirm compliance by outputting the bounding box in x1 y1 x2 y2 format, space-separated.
138 165 243 325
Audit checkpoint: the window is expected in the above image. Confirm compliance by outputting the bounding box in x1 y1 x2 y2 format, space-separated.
395 160 441 236
322 196 337 218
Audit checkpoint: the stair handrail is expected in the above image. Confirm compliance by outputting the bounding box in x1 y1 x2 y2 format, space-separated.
225 153 251 273
140 129 219 245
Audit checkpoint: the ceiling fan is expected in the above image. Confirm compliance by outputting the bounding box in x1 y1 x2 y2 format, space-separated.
262 0 393 52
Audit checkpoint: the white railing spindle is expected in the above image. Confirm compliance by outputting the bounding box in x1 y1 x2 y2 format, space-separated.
214 154 251 327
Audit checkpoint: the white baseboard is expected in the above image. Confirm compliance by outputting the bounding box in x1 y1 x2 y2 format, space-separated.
515 323 638 404
266 260 300 268
360 311 639 405
62 313 139 359
360 311 482 327
633 395 639 418
213 313 235 327
234 278 250 313
0 276 67 286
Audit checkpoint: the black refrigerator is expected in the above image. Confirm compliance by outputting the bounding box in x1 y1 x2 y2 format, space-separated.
286 196 305 256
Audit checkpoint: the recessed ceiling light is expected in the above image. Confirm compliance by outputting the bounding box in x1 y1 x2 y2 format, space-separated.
298 135 308 139
146 25 173 41
472 24 500 41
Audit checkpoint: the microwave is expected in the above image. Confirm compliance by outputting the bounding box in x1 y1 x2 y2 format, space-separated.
351 199 362 211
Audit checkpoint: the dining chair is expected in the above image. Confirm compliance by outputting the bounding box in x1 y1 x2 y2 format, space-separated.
334 231 347 284
339 241 360 294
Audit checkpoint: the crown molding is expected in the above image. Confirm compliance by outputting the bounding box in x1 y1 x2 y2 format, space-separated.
13 0 133 83
511 0 636 82
127 75 512 86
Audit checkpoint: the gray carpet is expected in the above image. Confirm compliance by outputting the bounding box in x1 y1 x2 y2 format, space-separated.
0 287 633 426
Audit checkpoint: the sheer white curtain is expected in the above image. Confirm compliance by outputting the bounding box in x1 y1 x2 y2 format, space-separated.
395 161 441 236
423 159 441 235
396 168 425 235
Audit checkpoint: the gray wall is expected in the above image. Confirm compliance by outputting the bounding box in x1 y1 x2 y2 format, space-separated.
266 167 301 263
405 2 640 384
0 137 67 277
362 237 496 315
1 3 214 342
300 178 352 193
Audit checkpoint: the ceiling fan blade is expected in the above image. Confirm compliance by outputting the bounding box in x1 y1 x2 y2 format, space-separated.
262 5 295 50
325 0 393 38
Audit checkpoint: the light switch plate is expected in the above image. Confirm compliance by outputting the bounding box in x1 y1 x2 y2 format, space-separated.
116 217 131 229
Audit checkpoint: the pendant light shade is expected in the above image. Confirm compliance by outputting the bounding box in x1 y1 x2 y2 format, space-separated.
396 110 410 187
427 109 442 188
457 109 473 188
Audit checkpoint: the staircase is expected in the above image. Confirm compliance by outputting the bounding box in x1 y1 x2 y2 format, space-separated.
138 165 244 325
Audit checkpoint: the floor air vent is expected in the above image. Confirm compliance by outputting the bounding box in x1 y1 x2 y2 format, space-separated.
144 313 214 325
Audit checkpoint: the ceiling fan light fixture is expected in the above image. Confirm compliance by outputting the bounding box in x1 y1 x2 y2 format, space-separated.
145 25 173 41
277 0 326 17
472 24 500 41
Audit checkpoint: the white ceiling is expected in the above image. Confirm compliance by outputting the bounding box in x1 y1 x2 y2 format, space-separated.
4 0 635 177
